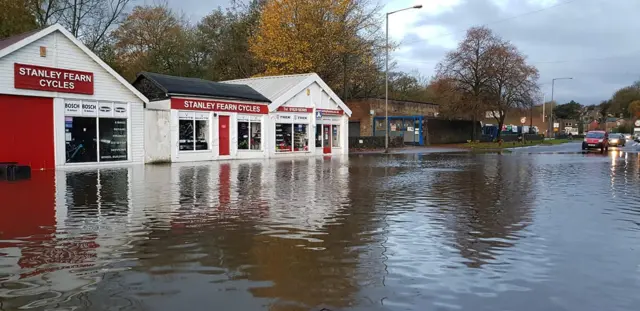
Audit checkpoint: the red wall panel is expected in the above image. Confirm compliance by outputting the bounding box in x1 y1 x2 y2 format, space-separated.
0 94 54 170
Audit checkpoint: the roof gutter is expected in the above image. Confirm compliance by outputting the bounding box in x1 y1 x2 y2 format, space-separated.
167 93 271 104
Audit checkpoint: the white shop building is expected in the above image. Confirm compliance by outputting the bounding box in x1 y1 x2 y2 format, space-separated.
0 24 148 170
133 72 273 163
223 73 352 157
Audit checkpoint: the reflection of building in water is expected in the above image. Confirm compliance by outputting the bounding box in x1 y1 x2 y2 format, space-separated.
429 156 535 268
0 168 141 309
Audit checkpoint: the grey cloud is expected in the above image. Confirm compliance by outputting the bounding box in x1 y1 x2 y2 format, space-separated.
166 0 232 21
401 0 640 105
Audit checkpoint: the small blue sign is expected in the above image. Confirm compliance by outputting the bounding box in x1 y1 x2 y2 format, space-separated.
316 111 322 119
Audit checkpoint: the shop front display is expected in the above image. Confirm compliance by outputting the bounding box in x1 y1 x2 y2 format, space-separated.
273 114 310 153
133 71 272 162
0 24 148 169
237 115 262 151
63 100 130 164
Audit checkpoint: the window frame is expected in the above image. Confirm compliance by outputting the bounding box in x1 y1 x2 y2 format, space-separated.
178 111 211 152
237 116 263 151
63 101 131 164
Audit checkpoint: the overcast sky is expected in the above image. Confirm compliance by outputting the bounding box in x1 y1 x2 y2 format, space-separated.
162 0 640 106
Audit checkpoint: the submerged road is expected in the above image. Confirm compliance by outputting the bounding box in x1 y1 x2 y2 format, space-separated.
2 149 640 310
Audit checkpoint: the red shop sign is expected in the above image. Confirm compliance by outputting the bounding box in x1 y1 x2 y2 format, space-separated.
14 63 94 95
277 106 313 113
171 98 269 114
318 109 343 115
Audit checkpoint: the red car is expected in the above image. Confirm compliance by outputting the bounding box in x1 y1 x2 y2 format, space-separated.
582 131 609 152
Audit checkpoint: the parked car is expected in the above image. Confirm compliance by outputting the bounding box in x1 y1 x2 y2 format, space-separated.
582 131 609 151
609 133 626 147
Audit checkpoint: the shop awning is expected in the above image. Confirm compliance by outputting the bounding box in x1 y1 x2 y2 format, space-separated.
135 72 271 103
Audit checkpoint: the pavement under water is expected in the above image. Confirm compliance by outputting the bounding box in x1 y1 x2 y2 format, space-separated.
2 144 640 311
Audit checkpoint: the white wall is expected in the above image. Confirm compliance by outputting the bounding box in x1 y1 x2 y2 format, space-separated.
1 30 146 167
144 109 171 163
0 32 140 104
168 110 269 163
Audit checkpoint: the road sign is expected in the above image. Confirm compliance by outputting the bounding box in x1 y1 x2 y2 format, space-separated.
520 117 526 124
315 111 322 119
634 120 640 127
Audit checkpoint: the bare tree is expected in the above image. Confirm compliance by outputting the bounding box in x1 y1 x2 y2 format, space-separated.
27 0 130 52
486 42 539 140
435 26 501 140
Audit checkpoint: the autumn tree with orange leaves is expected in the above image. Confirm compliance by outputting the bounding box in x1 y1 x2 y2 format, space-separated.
249 0 386 99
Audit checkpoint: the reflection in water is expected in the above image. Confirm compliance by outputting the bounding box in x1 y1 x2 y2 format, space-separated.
2 154 640 310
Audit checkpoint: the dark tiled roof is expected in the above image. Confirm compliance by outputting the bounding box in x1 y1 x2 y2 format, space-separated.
135 72 271 103
0 28 42 52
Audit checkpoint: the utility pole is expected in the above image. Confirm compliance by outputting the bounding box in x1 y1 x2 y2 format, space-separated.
384 4 422 153
549 77 573 137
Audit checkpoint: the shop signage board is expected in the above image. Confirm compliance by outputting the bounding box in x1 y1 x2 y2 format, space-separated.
237 115 262 122
317 109 343 115
277 106 313 113
171 98 268 114
14 63 94 95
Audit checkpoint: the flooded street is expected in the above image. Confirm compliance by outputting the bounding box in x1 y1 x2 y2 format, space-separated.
2 148 640 310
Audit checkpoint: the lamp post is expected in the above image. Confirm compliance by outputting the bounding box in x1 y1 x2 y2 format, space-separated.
385 4 422 153
549 77 573 137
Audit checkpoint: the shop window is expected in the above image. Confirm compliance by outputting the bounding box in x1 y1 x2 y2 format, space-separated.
250 122 261 150
275 123 292 152
179 112 209 151
332 125 340 147
238 120 262 150
195 119 209 150
99 118 128 161
179 119 194 151
315 125 322 147
294 124 308 151
65 117 97 163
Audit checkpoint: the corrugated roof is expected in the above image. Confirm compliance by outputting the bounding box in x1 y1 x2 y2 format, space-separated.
223 73 315 102
0 28 43 51
135 72 271 103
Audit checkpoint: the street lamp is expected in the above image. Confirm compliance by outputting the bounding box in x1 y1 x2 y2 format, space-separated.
385 4 423 153
549 77 573 137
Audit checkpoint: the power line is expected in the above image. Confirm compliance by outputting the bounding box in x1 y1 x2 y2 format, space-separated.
400 0 578 46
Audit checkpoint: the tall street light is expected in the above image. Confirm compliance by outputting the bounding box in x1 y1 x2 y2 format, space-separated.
549 77 573 137
385 4 422 153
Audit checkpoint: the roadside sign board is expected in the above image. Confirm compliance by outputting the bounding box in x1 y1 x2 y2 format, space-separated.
520 117 526 124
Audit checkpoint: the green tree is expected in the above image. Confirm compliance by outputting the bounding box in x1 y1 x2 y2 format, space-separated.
110 5 194 80
0 0 38 39
553 100 582 120
610 81 640 117
628 100 640 118
195 0 264 81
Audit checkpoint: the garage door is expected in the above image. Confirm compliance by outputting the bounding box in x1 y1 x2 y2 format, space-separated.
0 95 54 170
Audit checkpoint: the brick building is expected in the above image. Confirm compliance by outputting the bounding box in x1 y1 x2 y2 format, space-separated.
482 105 550 134
347 98 438 136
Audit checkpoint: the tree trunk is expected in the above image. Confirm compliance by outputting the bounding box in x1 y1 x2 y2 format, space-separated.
472 113 477 141
497 116 505 142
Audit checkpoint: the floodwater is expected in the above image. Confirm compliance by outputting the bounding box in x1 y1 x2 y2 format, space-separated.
2 148 640 310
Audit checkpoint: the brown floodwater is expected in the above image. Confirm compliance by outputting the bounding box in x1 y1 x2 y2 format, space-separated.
2 149 640 310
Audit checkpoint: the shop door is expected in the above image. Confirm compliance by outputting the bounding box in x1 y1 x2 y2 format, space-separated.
219 115 230 156
323 125 331 154
0 95 54 170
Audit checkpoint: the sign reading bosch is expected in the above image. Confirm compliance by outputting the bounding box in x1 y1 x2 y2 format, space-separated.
171 98 269 114
14 63 94 95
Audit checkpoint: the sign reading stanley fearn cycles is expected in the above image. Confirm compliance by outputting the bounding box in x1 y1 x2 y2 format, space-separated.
14 63 94 95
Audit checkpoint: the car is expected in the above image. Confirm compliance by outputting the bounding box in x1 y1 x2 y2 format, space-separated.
582 131 609 151
609 133 626 147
